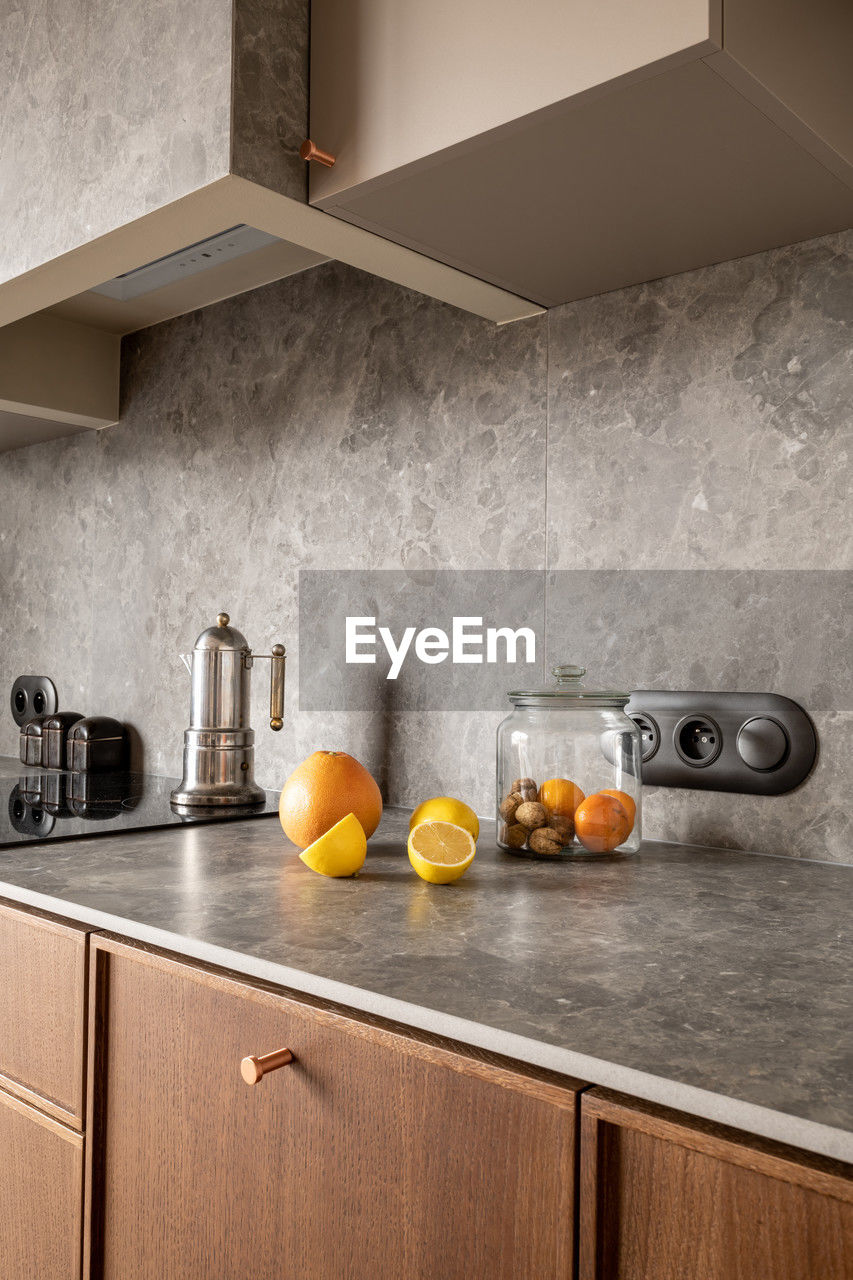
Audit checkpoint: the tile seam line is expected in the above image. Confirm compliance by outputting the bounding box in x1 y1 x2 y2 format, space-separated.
89 427 103 717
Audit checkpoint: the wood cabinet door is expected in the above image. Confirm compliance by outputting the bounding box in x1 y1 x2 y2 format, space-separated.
0 899 90 1128
579 1089 853 1280
0 1086 84 1280
87 937 580 1280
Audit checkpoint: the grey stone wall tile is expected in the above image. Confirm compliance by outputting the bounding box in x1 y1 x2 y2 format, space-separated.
231 0 309 201
2 0 234 282
0 430 100 730
0 263 546 798
546 231 852 570
0 234 849 862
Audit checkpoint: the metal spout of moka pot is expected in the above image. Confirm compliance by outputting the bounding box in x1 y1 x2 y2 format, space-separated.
170 612 286 809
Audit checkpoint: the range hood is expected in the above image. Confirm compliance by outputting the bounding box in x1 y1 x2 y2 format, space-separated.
0 0 538 453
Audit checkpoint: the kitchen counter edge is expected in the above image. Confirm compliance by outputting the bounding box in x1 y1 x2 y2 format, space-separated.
0 874 849 1165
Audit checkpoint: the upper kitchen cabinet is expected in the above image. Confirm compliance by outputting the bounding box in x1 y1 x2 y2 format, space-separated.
2 0 305 284
0 0 539 456
307 0 853 307
0 0 322 316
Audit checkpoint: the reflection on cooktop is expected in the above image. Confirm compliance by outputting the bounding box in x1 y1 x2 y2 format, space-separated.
2 769 279 847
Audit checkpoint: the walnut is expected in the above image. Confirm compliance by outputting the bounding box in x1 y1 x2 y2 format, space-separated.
528 826 565 856
514 801 548 830
499 792 523 823
501 823 528 849
549 813 575 842
511 777 539 801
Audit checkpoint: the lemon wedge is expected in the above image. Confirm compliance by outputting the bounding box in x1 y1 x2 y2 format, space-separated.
298 813 367 877
408 796 480 841
408 821 476 884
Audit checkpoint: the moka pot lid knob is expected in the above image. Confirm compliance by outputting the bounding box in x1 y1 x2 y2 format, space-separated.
193 612 250 653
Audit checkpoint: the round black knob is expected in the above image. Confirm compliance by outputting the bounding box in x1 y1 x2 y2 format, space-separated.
737 718 788 772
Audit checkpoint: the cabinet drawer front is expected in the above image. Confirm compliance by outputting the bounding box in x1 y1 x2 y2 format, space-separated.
90 939 579 1280
579 1090 853 1280
0 1087 83 1280
0 901 89 1126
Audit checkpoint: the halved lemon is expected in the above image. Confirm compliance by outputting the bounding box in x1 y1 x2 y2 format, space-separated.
407 821 476 884
298 812 367 878
408 796 480 841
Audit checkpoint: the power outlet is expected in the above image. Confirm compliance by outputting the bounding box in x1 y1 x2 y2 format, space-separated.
626 690 817 796
632 712 660 762
10 675 58 727
674 715 722 768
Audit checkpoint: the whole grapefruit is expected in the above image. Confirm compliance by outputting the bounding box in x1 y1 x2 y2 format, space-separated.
279 750 383 848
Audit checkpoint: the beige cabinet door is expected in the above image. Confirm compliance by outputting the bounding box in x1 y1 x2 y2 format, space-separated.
307 0 853 308
308 0 718 204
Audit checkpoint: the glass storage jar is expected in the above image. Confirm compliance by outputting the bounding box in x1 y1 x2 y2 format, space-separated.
496 665 641 859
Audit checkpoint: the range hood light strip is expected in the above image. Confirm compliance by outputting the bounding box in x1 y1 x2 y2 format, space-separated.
88 225 281 302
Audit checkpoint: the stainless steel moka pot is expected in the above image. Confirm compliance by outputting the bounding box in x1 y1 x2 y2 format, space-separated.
170 613 286 809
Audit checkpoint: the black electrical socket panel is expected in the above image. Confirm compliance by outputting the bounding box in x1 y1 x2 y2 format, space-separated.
626 690 817 796
10 676 58 727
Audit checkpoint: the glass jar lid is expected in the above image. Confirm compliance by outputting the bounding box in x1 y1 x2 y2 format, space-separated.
508 664 630 708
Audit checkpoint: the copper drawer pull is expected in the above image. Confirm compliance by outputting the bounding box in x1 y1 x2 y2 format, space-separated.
240 1048 294 1085
300 139 336 167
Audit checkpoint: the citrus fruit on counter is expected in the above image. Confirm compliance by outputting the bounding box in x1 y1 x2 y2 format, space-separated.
599 788 637 827
408 796 479 841
574 792 632 853
279 750 382 849
407 821 476 884
298 813 367 877
538 777 585 817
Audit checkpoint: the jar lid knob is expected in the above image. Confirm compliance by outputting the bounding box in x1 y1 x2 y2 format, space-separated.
552 664 586 685
217 612 230 628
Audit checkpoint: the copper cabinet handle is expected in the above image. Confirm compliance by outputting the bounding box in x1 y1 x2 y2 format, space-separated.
300 139 336 167
240 1048 294 1085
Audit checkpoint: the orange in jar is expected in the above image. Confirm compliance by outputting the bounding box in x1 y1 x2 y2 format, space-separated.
574 793 632 853
538 777 585 818
599 789 636 827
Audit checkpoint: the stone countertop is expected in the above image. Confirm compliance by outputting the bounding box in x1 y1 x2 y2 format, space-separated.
0 802 849 1163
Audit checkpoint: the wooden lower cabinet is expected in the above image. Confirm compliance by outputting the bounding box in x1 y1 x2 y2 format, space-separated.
2 904 850 1280
86 936 580 1280
0 900 90 1128
0 1086 84 1280
579 1089 853 1280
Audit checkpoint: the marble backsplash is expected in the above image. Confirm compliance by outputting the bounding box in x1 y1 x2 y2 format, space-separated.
0 230 850 861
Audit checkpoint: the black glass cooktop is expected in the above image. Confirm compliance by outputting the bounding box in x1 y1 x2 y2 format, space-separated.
1 765 279 848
